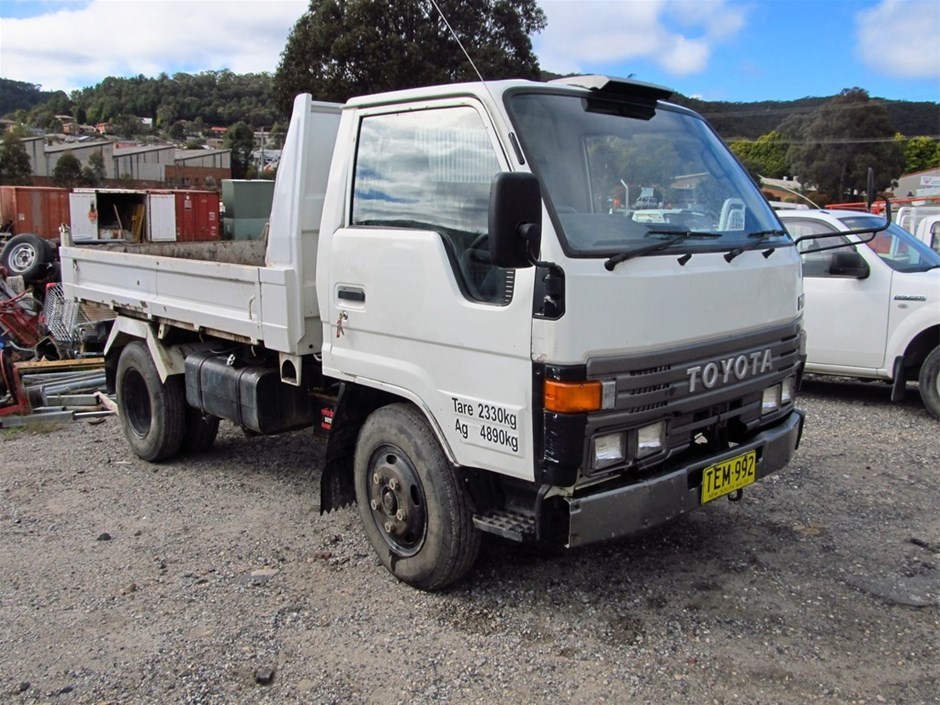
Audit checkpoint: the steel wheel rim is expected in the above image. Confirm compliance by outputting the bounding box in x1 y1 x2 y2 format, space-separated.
366 444 427 557
8 243 38 273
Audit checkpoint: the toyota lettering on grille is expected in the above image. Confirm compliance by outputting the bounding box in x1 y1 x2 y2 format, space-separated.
686 349 773 393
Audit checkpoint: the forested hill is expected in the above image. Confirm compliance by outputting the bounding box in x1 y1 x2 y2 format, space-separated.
675 95 939 140
1 74 937 139
0 78 65 114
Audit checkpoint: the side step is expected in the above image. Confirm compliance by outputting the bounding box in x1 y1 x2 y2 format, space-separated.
473 509 537 542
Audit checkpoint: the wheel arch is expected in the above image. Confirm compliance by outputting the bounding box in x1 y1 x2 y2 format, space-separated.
901 324 940 381
319 382 457 513
104 317 185 387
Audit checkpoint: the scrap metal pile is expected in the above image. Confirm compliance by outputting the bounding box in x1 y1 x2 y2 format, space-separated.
0 271 114 426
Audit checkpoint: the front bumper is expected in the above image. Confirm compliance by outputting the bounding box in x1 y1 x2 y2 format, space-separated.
560 408 805 547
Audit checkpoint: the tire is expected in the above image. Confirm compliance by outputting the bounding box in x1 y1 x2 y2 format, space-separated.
43 238 59 259
46 261 61 283
116 341 186 461
354 403 480 590
181 406 220 453
917 346 940 420
1 233 49 281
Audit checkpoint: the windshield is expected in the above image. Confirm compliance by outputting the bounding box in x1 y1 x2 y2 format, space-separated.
839 215 940 272
506 91 787 258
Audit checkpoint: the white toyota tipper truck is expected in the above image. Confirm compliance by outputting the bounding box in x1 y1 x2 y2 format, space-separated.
61 76 807 589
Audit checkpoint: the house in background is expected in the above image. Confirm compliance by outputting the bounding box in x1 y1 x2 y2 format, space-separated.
894 168 940 198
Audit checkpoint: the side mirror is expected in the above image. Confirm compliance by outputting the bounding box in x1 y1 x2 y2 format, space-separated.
489 172 541 268
829 250 870 278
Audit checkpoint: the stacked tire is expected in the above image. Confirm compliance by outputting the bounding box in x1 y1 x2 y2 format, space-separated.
1 234 58 283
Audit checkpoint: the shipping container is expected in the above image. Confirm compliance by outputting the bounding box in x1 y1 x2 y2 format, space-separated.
175 190 220 242
0 186 71 241
69 188 220 242
222 179 274 240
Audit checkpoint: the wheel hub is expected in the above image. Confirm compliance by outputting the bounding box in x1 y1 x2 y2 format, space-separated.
381 488 398 515
367 447 426 556
9 243 37 273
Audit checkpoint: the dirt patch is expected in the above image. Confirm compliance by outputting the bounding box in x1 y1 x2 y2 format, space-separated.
1 376 937 704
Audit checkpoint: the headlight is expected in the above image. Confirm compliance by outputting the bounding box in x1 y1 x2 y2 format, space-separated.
636 421 665 459
592 432 625 471
781 375 796 404
762 384 781 414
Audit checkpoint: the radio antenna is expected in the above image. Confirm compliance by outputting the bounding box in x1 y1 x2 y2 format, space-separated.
428 0 487 85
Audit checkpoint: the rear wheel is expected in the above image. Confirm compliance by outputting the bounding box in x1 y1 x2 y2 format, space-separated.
116 341 186 461
1 233 49 281
917 346 940 419
354 403 480 590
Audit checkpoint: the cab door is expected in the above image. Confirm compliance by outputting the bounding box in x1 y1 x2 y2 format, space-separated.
321 102 536 480
789 218 891 371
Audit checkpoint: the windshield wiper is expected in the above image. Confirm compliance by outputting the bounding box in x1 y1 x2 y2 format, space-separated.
724 228 789 262
605 227 721 271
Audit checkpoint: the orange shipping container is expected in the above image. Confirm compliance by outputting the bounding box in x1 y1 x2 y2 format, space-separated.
0 186 71 241
175 190 220 242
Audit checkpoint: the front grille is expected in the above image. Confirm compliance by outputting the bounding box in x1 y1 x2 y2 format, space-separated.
581 321 802 469
535 321 803 487
627 401 669 414
588 321 801 423
629 364 670 376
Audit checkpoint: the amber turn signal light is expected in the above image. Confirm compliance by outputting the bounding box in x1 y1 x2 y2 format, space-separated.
544 379 602 413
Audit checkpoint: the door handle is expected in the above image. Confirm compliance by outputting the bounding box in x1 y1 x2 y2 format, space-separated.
337 287 365 302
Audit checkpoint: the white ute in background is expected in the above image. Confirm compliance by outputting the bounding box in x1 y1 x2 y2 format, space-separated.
777 208 940 418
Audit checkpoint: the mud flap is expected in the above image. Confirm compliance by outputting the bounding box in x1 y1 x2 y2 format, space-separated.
890 355 906 403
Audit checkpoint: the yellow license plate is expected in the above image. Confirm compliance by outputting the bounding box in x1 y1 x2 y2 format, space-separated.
701 450 757 504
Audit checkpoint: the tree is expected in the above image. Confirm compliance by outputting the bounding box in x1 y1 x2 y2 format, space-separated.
902 135 940 173
80 150 107 186
729 131 791 180
785 88 905 201
224 121 255 178
0 132 33 185
52 151 83 188
113 114 143 137
168 121 187 142
273 0 546 112
268 121 288 150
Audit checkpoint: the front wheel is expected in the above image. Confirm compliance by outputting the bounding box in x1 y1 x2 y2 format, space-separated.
917 346 940 420
354 403 480 590
116 341 186 461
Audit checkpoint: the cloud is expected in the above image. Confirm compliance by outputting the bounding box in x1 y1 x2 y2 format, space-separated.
855 0 940 79
535 0 748 77
0 0 308 93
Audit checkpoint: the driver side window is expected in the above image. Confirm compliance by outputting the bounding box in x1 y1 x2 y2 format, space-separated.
351 106 512 305
787 219 851 278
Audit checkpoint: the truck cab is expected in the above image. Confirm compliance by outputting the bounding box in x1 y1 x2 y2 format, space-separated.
314 76 805 581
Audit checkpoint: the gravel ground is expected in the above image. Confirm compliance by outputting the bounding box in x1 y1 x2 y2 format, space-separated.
1 374 937 705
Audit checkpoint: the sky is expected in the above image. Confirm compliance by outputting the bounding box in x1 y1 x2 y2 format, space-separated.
1 0 938 104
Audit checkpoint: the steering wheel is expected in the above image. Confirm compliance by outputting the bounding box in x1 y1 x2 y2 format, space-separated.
465 233 490 262
458 233 492 300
